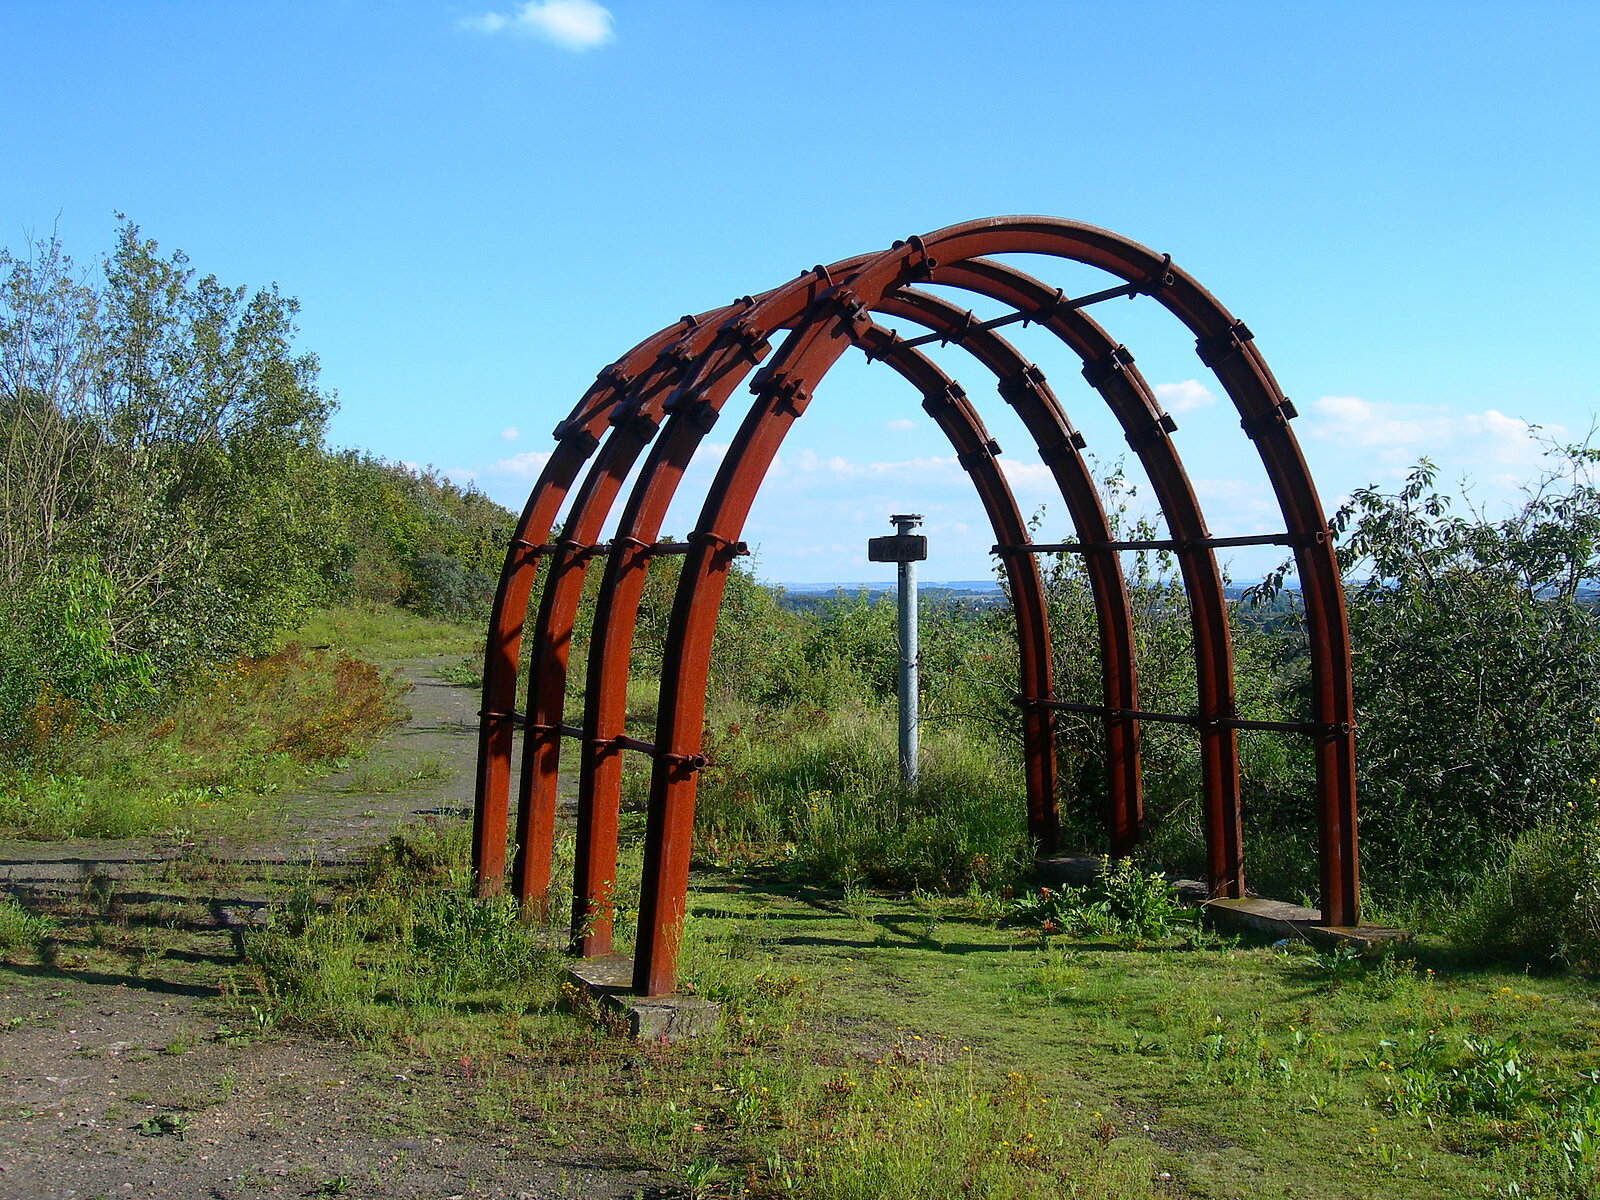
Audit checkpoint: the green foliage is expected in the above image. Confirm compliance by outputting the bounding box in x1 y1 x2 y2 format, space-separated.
1009 857 1190 943
1328 447 1600 893
245 824 565 1042
1450 811 1600 971
0 221 509 772
0 897 56 953
697 701 1031 891
0 222 336 756
0 644 403 839
313 452 513 618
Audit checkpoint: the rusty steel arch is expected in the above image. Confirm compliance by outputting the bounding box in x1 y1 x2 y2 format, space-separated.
472 216 1359 997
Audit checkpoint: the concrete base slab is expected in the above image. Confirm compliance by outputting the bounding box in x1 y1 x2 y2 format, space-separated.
1033 854 1411 952
1199 897 1413 952
564 954 721 1043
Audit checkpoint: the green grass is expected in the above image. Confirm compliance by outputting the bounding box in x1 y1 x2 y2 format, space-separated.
288 604 482 662
0 644 405 839
329 752 450 796
233 821 1600 1200
696 700 1032 891
0 897 56 952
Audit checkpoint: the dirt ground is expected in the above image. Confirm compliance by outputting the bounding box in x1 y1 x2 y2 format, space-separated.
0 661 661 1200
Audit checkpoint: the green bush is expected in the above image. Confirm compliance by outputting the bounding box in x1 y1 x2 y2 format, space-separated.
697 701 1031 891
1450 815 1600 971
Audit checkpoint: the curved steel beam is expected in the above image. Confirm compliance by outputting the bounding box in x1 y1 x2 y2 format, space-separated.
930 257 1243 900
877 285 1140 857
472 307 735 895
567 290 1067 956
640 218 1356 992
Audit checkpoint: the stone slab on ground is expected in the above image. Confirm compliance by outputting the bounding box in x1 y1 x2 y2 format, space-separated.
1033 853 1412 951
1201 897 1414 952
564 954 721 1043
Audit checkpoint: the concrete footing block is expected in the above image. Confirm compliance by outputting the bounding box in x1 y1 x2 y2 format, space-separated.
1199 896 1413 952
563 954 721 1043
1033 854 1412 952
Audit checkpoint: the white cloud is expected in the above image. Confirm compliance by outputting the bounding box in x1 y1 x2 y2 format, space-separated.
1305 395 1556 476
500 426 520 441
997 458 1054 495
483 449 553 478
885 417 916 432
459 0 614 50
1153 379 1216 413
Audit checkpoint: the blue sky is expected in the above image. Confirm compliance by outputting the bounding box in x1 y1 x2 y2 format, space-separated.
5 1 1597 583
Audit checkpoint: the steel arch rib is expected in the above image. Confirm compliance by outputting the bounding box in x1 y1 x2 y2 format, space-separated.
929 257 1245 900
472 308 734 895
509 313 746 910
851 221 1352 922
873 286 1137 854
639 217 1356 992
566 286 1068 958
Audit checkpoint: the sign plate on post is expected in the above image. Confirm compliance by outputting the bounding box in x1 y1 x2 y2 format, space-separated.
867 534 927 563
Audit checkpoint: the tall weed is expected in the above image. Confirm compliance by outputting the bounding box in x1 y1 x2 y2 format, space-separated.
0 644 404 839
1450 815 1600 971
698 702 1030 891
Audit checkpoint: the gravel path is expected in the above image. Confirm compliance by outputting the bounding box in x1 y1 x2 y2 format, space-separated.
0 661 652 1200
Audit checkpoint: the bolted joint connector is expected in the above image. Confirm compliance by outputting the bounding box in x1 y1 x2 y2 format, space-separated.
892 234 939 280
956 441 1002 472
594 363 634 391
724 316 771 363
826 286 872 327
1082 345 1137 390
607 401 660 442
859 327 903 364
1138 253 1175 296
1126 412 1178 451
663 388 719 431
549 419 601 452
1038 430 1089 465
479 708 526 726
658 340 698 366
998 364 1049 407
749 367 811 414
920 381 968 417
661 750 710 772
686 529 751 558
1239 398 1299 440
558 538 609 562
1195 321 1255 368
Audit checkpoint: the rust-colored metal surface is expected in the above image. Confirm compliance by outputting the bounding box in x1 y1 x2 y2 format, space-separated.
471 217 1360 996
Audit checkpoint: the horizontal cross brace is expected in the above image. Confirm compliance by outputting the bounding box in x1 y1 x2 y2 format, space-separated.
896 278 1153 350
993 532 1300 555
1016 696 1331 735
512 536 747 560
590 733 659 756
526 720 584 739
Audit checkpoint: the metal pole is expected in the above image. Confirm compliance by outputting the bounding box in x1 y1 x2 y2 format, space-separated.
892 513 921 789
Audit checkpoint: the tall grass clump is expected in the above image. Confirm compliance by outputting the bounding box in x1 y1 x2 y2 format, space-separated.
0 896 57 955
698 701 1030 891
0 644 404 839
244 823 566 1043
752 1057 1157 1200
1450 813 1600 972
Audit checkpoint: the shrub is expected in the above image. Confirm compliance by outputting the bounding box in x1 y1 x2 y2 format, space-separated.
1449 815 1600 971
696 702 1031 891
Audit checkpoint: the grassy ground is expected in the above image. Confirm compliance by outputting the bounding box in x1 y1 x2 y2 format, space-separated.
6 606 1597 1198
67 821 1578 1200
0 606 476 842
289 604 482 663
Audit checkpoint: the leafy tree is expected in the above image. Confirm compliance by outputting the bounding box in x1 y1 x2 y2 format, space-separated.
0 221 334 754
1330 446 1600 893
